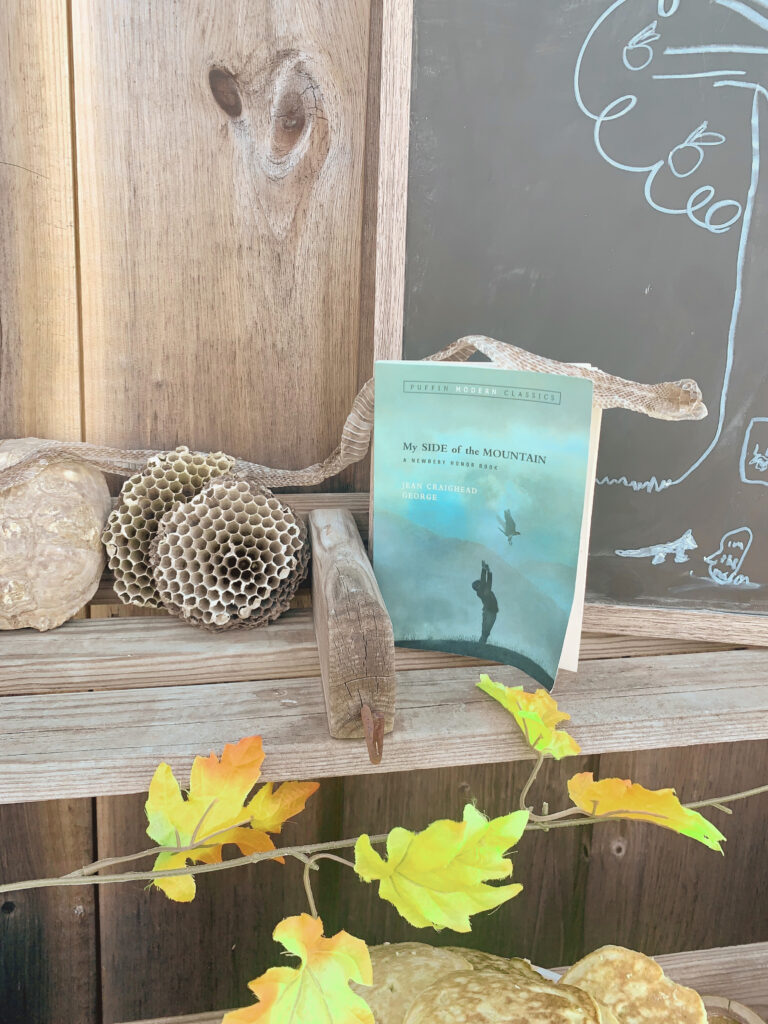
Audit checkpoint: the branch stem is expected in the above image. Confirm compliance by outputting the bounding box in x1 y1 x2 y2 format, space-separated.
302 857 319 918
4 783 768 898
0 834 387 896
685 783 768 809
62 817 254 878
519 752 545 811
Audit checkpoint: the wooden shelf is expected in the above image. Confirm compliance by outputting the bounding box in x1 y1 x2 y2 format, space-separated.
2 635 767 803
0 489 764 805
117 942 768 1023
0 608 735 697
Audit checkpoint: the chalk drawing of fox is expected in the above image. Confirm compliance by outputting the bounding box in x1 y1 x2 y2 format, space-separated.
615 529 697 565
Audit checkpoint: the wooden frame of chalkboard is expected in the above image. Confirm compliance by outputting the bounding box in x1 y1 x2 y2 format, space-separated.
367 0 768 646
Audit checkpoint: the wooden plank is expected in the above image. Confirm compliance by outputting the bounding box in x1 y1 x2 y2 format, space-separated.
97 783 338 1023
584 603 768 647
2 649 768 802
659 943 768 1015
310 509 395 741
0 0 81 442
117 943 768 1023
359 0 413 369
0 7 97 1021
71 0 372 489
0 608 738 698
0 798 99 1024
583 742 768 961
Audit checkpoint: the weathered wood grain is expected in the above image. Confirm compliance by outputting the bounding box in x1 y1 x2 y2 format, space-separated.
310 509 395 741
0 799 98 1024
0 8 96 1020
584 603 768 646
2 649 768 803
70 0 372 488
116 943 768 1023
583 741 768 959
358 0 413 369
0 0 81 442
0 608 738 698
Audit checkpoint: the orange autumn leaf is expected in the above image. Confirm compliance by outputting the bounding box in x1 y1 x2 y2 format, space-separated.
222 914 373 1024
567 773 726 852
477 675 581 759
145 736 318 901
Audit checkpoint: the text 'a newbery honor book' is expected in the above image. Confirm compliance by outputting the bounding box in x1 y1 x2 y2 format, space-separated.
371 361 596 689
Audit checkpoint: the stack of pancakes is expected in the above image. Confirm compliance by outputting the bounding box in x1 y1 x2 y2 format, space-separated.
351 942 760 1023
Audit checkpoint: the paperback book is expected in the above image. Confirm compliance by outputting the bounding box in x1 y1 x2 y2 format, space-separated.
371 361 598 688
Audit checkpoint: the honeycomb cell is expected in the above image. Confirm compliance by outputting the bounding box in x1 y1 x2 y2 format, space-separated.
102 446 235 607
150 475 308 630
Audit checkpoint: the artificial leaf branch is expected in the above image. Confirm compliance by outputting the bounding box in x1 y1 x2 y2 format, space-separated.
2 689 768 902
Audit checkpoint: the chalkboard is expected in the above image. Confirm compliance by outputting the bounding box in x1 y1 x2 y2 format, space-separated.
401 0 768 620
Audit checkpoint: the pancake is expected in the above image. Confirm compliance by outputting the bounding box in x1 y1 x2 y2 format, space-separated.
563 945 707 1024
403 969 603 1024
444 946 541 980
351 942 473 1024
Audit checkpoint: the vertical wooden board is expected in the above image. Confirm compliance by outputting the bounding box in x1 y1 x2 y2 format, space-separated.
0 0 80 441
357 0 413 369
321 759 598 969
71 0 372 487
368 0 413 365
0 799 98 1024
583 741 768 956
96 780 342 1022
0 6 93 1021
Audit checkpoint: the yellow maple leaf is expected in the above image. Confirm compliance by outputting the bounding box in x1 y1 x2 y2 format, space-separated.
477 674 581 759
222 913 373 1024
145 736 318 901
567 773 726 852
354 803 528 932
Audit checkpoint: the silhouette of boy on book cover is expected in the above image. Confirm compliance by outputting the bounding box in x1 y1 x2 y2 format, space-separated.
472 560 498 644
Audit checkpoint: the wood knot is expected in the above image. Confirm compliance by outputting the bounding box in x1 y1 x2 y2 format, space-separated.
208 67 242 119
264 51 327 179
216 49 330 239
610 837 627 858
271 88 307 158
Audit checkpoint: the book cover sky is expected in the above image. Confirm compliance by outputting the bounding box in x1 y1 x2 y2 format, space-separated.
372 361 594 688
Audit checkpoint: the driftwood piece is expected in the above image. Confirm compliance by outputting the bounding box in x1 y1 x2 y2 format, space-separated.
309 508 395 759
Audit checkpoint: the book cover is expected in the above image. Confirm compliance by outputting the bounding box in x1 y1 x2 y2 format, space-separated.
372 361 594 689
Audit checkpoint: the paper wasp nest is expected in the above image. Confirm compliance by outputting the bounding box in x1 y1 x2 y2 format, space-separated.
151 477 308 630
0 438 112 630
103 446 235 607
